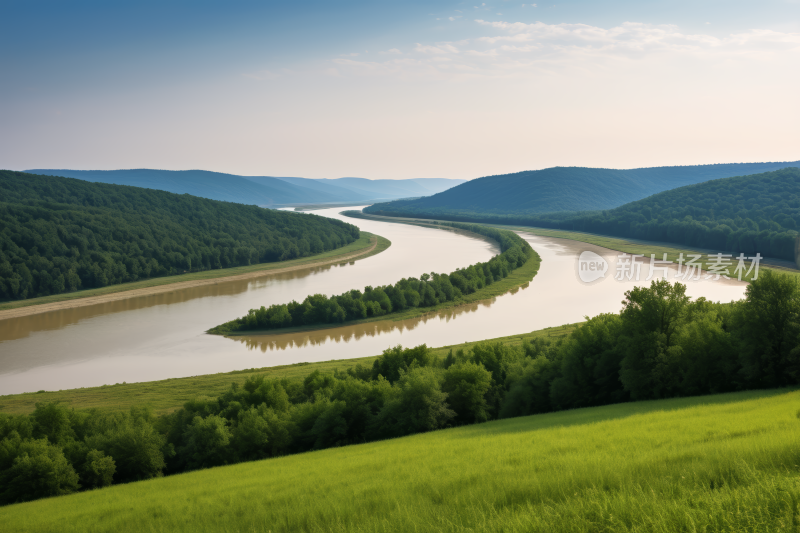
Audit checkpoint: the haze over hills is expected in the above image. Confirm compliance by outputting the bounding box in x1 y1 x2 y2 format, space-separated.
253 176 374 203
317 177 468 200
365 161 800 216
25 169 466 206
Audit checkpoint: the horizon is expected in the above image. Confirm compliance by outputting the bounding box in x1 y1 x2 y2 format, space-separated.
20 158 800 182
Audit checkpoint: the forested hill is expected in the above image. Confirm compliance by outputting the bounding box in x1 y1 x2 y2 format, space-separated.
0 171 360 301
541 167 800 261
369 167 800 262
365 161 800 215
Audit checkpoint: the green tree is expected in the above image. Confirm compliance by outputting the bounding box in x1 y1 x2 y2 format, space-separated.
0 437 80 504
86 411 168 483
618 280 691 400
81 449 116 489
441 362 492 424
371 344 433 383
736 270 800 386
549 313 624 409
372 367 455 438
180 415 232 470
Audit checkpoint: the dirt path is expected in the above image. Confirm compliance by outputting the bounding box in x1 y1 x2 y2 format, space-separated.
0 238 378 321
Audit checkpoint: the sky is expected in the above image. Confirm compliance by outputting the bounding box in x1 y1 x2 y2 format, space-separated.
1 0 798 180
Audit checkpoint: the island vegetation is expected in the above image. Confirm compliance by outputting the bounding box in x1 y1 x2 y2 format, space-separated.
367 167 800 262
2 269 798 507
209 222 535 334
0 171 360 301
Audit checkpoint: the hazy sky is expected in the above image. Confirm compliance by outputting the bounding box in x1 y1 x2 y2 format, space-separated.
1 0 798 179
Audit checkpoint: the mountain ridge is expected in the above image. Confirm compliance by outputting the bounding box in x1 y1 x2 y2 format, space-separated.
365 161 800 215
25 169 465 206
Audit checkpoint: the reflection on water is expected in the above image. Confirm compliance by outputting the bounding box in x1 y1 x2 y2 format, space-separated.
0 208 500 394
0 259 363 344
234 284 529 352
0 209 749 396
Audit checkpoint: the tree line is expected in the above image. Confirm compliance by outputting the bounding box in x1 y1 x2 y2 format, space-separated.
211 222 534 334
365 167 800 262
2 269 798 505
0 171 360 301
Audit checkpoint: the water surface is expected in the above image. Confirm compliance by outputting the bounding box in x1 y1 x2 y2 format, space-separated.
0 209 747 395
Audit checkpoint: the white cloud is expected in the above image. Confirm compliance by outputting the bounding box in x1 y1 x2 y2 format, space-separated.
415 42 460 54
330 20 800 82
382 48 402 55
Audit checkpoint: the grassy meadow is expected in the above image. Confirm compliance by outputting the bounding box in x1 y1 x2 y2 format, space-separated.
0 324 578 416
2 387 799 532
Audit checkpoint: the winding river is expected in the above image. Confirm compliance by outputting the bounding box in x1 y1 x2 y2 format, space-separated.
0 207 747 395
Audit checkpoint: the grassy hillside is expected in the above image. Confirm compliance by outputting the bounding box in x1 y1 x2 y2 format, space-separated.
0 171 359 301
2 388 798 532
366 161 800 216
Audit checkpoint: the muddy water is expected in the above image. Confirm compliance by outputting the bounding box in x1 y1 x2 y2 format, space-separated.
0 209 747 395
0 208 498 394
229 233 747 354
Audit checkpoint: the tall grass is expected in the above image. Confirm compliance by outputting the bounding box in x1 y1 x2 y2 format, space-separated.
2 388 799 532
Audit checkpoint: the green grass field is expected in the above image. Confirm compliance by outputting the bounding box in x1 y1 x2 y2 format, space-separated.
0 232 388 313
0 324 578 416
2 387 798 532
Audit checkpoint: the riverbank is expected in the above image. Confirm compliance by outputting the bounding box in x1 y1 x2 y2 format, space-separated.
350 211 797 280
0 233 389 320
0 323 578 415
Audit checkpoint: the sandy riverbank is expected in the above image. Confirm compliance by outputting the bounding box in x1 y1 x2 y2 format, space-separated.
0 237 379 321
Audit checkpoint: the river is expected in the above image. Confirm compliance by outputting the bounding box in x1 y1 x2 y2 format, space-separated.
0 207 747 395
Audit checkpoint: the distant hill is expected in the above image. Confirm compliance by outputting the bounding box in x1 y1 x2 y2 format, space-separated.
365 161 800 216
256 176 373 202
0 171 359 301
316 177 467 200
26 169 465 205
547 167 800 261
371 167 800 261
25 169 337 206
